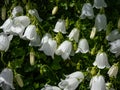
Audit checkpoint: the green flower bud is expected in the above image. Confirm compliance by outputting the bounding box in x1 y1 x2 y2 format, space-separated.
52 6 58 15
30 51 35 66
1 6 6 20
90 67 97 76
15 74 24 87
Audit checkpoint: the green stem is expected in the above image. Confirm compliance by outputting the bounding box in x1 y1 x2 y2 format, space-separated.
1 52 6 66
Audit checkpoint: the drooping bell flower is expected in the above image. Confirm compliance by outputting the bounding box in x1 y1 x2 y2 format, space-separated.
80 3 94 19
12 6 23 17
0 33 13 52
95 14 107 31
39 38 57 59
56 40 72 60
76 38 89 53
106 29 120 42
0 18 13 34
53 19 66 34
41 84 61 90
109 39 120 57
0 68 15 89
10 16 30 36
90 75 106 90
93 51 110 69
58 78 80 90
93 0 107 9
107 63 118 78
22 25 37 41
68 28 80 43
28 9 43 22
65 71 84 83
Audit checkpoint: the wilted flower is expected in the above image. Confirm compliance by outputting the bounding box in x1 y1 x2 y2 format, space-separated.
109 39 120 57
56 40 72 60
107 63 118 78
0 33 13 52
95 14 107 31
39 38 57 59
68 28 80 42
90 27 96 39
76 38 89 53
90 75 106 90
41 84 61 90
10 16 30 36
93 0 107 9
106 29 120 41
22 25 37 40
54 19 66 34
28 9 43 22
65 71 84 83
93 51 110 69
58 78 80 90
0 68 15 89
80 3 94 19
12 6 23 17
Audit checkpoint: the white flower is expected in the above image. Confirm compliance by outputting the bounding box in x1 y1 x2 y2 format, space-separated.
107 63 118 78
56 40 72 60
93 52 110 69
93 0 107 9
95 14 107 31
80 3 94 19
0 33 13 52
0 68 15 89
12 6 23 17
39 38 57 59
68 28 80 42
41 84 61 90
109 39 120 57
28 9 43 22
58 78 80 90
106 29 120 41
10 16 30 36
0 18 13 34
76 38 89 53
22 25 37 40
90 27 96 39
65 71 84 83
54 19 66 34
90 75 106 90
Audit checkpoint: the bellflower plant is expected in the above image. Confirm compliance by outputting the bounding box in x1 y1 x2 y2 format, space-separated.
93 51 110 69
80 3 94 19
68 28 79 42
0 68 15 89
76 38 89 53
53 19 66 34
93 0 107 9
95 14 107 31
55 40 72 60
90 75 106 90
11 6 23 17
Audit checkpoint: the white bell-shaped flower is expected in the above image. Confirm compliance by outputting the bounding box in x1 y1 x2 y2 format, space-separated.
76 38 89 53
106 29 120 42
39 38 57 59
0 68 15 89
65 71 84 83
28 9 43 22
56 40 72 60
0 18 13 34
58 78 80 90
93 0 107 9
95 14 107 31
22 25 37 41
109 39 120 57
90 75 106 90
68 28 80 42
54 19 66 34
11 16 30 36
12 6 23 17
80 3 94 19
107 63 118 78
41 84 61 90
93 51 110 69
0 33 12 52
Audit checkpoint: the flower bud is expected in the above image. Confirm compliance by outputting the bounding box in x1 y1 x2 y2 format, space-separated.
52 6 58 15
90 67 97 76
15 74 24 87
30 51 35 66
90 27 96 39
1 6 6 20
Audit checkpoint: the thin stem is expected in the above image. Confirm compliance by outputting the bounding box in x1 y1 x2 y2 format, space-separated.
1 52 6 66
